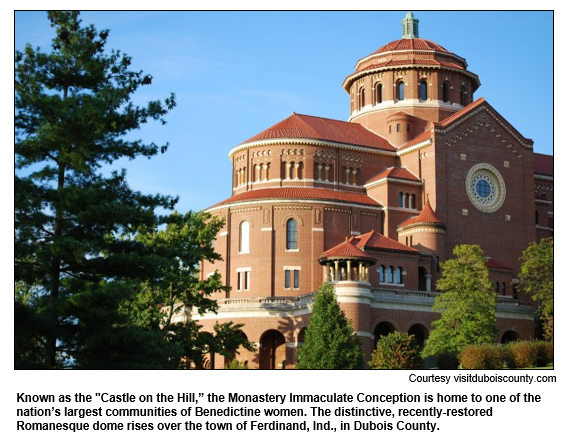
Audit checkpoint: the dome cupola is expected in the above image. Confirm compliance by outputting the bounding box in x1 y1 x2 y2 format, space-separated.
343 12 481 141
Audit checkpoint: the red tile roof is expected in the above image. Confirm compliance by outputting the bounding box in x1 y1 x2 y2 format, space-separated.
356 58 465 73
319 239 377 262
208 187 382 209
486 258 513 270
372 38 450 54
398 197 445 229
534 153 553 176
366 167 421 184
438 97 487 127
398 129 433 150
352 230 418 253
239 113 396 151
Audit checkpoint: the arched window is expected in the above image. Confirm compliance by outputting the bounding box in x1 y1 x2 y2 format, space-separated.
460 86 467 106
253 164 260 182
411 194 417 209
495 281 500 293
376 83 383 103
239 221 250 253
535 210 540 225
399 192 404 207
397 81 405 101
419 81 427 100
387 266 394 283
286 219 298 250
379 265 385 283
395 267 403 284
502 282 506 296
442 82 449 102
359 87 365 109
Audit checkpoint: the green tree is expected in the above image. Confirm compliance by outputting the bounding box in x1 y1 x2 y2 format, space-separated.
15 11 177 368
297 283 364 369
519 237 553 341
422 244 498 359
131 211 255 369
369 331 421 369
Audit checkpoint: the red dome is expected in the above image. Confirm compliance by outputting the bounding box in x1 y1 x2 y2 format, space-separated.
372 38 450 54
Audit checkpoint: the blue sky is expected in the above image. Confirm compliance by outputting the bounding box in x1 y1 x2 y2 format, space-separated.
15 11 553 214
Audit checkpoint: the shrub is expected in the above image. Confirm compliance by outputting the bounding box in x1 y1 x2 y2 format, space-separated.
534 340 553 366
500 345 517 369
223 359 249 369
436 352 460 370
460 344 504 369
369 331 421 369
508 340 540 368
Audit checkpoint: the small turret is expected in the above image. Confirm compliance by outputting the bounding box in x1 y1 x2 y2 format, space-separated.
402 11 419 38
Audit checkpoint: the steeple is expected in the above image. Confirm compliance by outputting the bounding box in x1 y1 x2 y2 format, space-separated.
402 11 419 38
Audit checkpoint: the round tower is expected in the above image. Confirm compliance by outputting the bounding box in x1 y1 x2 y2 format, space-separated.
342 12 481 142
397 196 446 291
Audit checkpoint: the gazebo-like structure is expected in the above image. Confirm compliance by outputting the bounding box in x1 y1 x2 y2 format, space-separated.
319 238 376 283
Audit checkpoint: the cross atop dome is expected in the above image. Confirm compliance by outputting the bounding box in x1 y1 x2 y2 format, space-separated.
402 11 419 38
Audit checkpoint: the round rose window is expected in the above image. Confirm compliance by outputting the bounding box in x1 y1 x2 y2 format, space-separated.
466 163 505 213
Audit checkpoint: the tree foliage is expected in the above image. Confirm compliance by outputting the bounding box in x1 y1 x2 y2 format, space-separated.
369 331 421 369
422 244 498 358
14 11 251 369
297 283 364 369
519 237 553 340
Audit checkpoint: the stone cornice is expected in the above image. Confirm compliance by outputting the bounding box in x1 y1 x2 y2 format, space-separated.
396 137 434 156
364 176 423 189
228 138 397 159
206 197 383 214
535 174 553 181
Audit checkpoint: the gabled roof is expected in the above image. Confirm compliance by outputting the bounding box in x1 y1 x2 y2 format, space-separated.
366 166 421 185
398 128 433 150
207 187 382 210
238 113 396 151
319 239 376 263
435 97 533 147
438 97 487 128
352 230 418 253
398 197 445 230
534 153 553 177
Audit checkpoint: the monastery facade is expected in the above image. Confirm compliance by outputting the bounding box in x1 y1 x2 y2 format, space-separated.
196 13 553 369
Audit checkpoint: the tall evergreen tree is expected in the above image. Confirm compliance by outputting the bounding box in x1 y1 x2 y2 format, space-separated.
15 11 177 368
297 283 364 369
422 244 498 358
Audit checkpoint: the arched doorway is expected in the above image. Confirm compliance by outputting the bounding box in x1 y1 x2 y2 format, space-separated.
408 324 429 347
373 322 396 349
230 331 252 368
259 330 286 369
501 330 520 344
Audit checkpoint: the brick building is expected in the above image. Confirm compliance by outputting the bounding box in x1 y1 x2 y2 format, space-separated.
195 12 553 369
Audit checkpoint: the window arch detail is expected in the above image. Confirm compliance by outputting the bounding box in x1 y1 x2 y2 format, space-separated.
286 218 298 250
